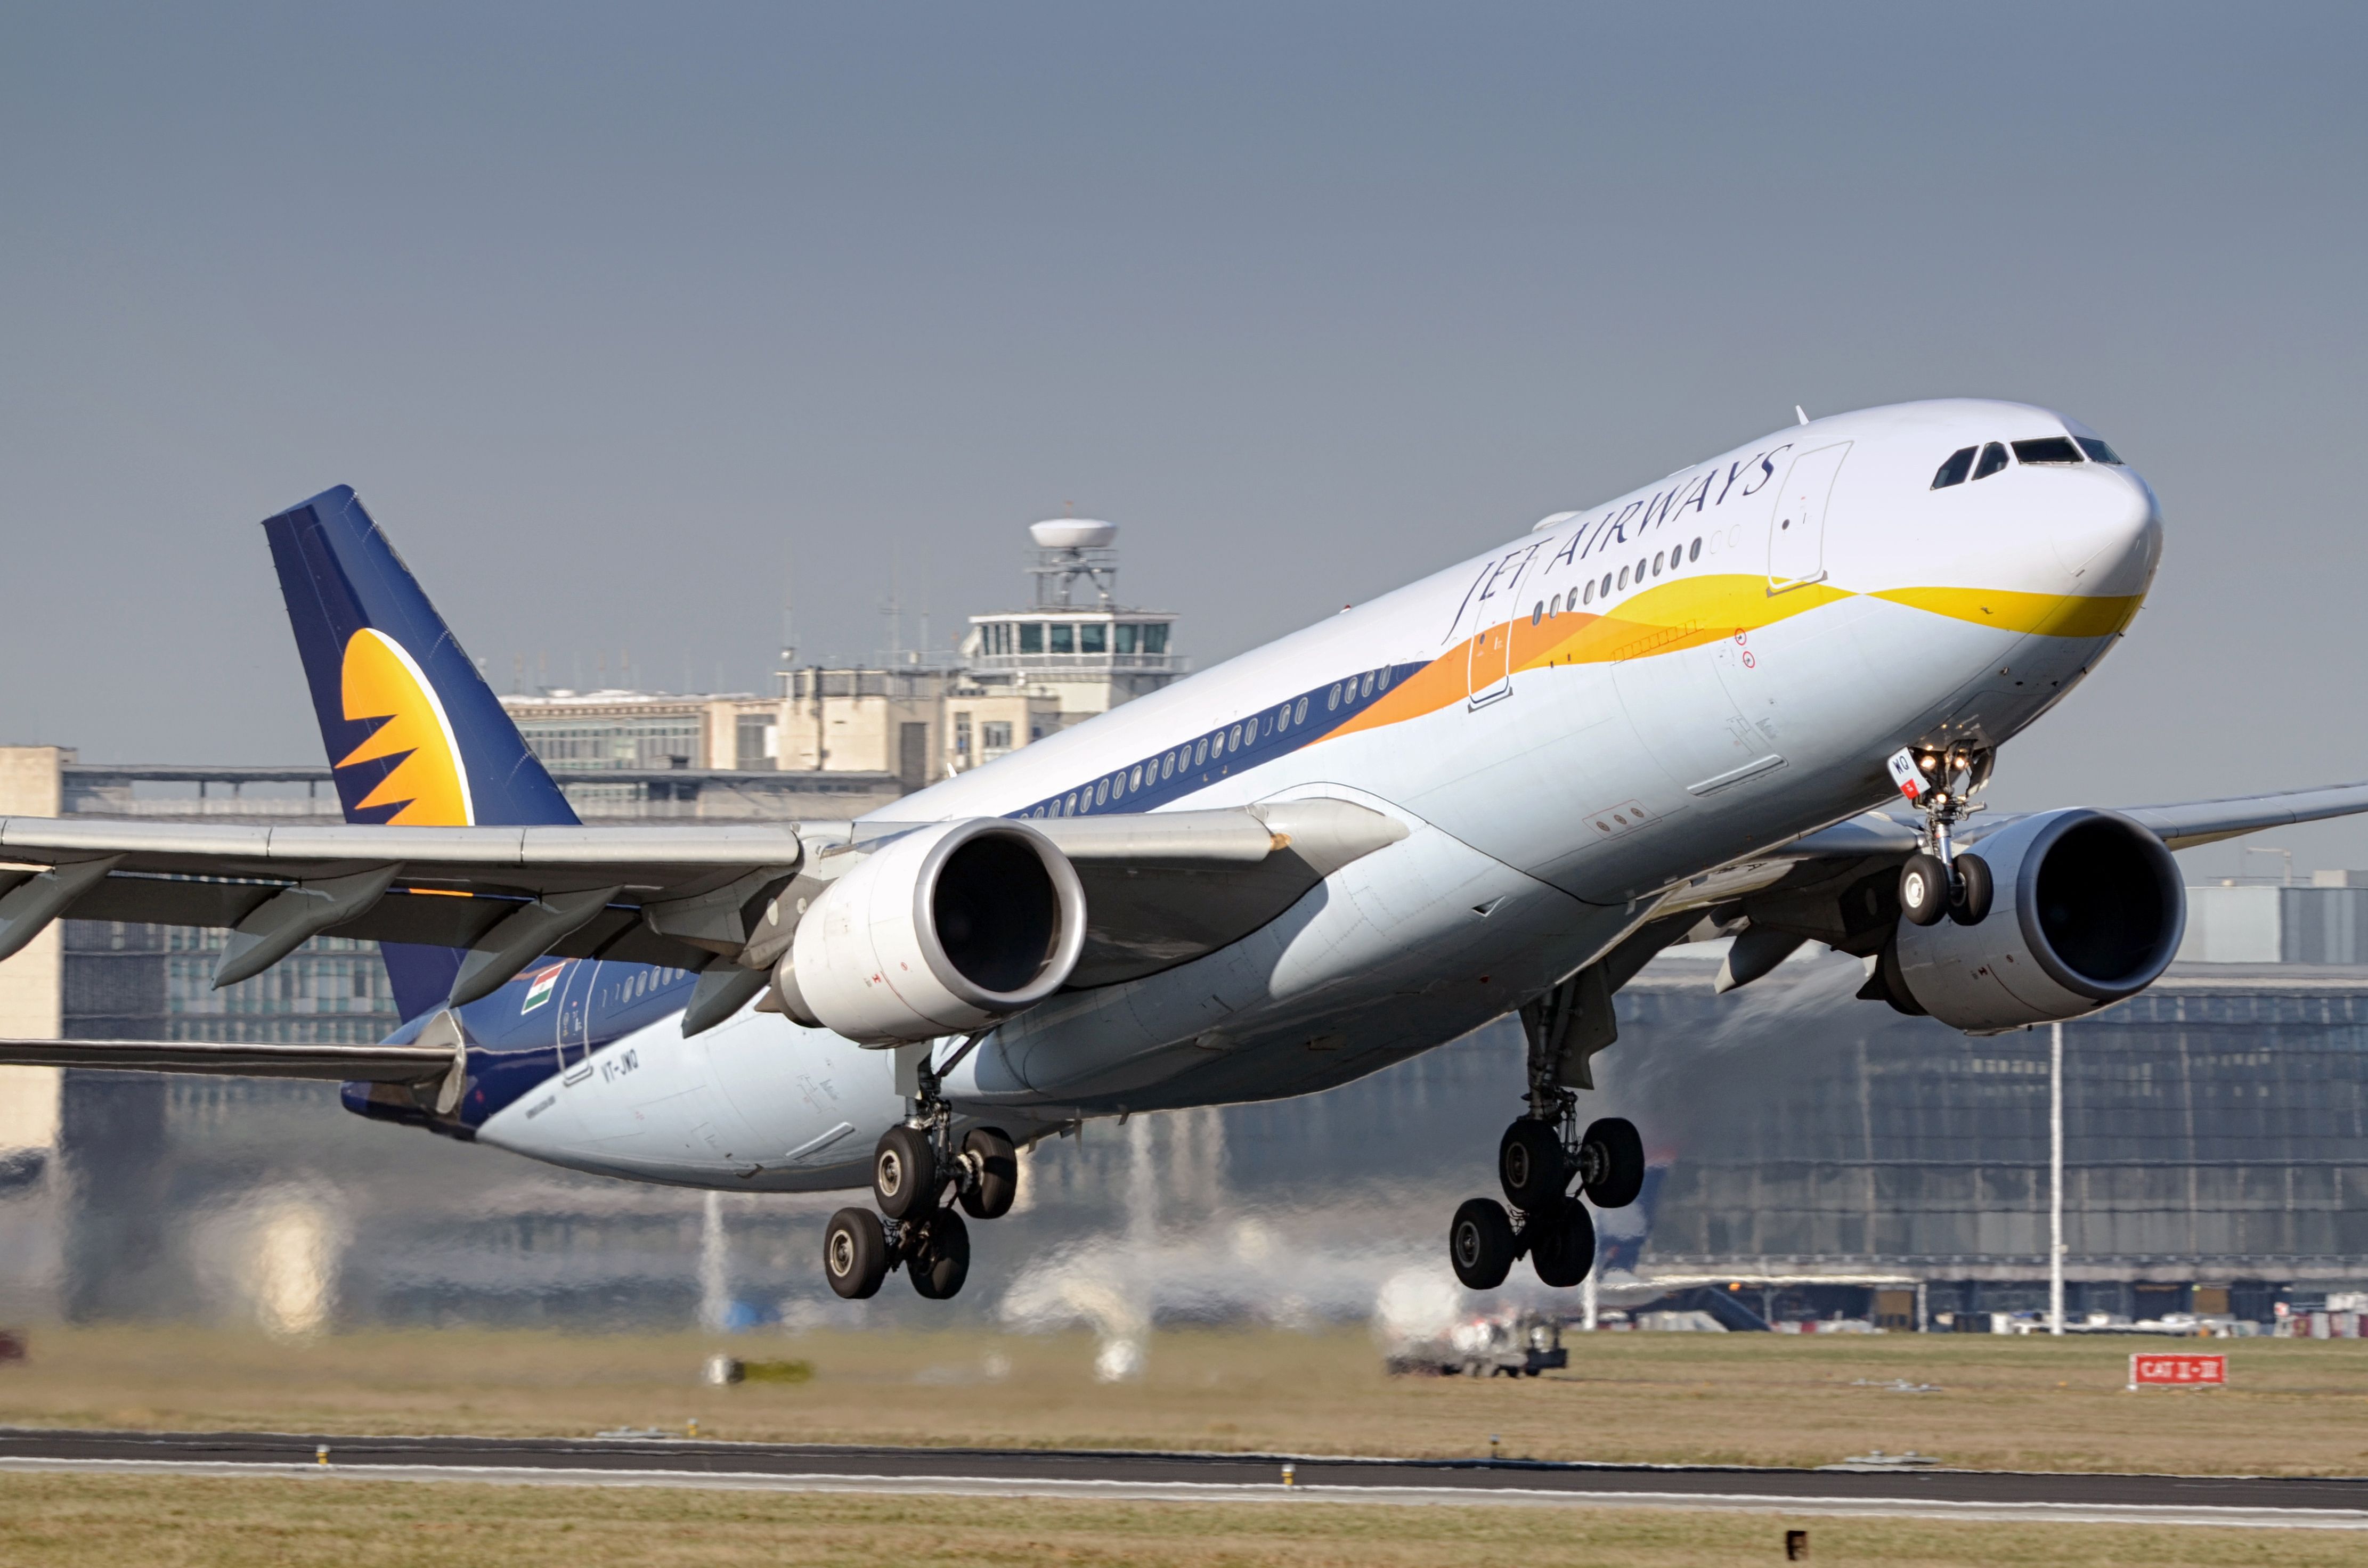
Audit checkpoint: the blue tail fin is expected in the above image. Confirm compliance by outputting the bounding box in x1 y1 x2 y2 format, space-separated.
262 485 577 1018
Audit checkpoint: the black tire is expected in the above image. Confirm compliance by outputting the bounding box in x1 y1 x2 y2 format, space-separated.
1530 1200 1597 1288
1948 852 1993 926
823 1207 890 1300
1498 1118 1567 1212
874 1124 939 1220
1449 1197 1517 1291
957 1126 1019 1221
1580 1116 1646 1209
908 1208 971 1301
1900 852 1949 926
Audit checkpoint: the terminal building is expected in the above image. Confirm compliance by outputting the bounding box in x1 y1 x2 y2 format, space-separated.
492 518 1184 797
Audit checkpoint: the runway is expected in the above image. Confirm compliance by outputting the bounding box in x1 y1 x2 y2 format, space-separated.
2 1430 2364 1529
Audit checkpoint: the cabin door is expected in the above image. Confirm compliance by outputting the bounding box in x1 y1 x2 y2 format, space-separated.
1765 442 1851 592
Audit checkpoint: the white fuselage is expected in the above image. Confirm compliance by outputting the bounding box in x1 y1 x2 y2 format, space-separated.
478 398 2161 1189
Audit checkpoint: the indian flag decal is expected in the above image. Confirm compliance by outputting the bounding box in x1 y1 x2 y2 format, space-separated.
521 963 566 1014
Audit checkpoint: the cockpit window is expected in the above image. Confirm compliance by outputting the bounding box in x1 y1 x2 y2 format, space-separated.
1931 447 1976 489
1972 442 2009 480
2075 436 2124 465
2012 436 2084 466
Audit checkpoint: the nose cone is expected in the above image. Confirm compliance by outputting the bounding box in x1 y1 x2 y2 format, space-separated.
2048 465 2161 599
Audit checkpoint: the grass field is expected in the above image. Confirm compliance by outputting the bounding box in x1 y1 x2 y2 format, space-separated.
3 1325 2364 1476
4 1473 2365 1568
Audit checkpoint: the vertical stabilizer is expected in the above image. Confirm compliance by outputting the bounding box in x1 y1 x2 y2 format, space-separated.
261 486 577 1017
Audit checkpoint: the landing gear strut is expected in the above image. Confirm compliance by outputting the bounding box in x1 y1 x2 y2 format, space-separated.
1447 970 1645 1291
1890 743 1995 928
822 1036 1016 1302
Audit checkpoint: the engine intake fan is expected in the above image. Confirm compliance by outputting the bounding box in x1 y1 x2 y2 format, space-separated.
779 818 1086 1044
1892 808 2185 1034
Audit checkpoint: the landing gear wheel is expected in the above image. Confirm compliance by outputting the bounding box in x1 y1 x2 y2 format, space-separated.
823 1207 890 1300
957 1127 1019 1220
1948 851 1993 926
907 1209 972 1300
1900 853 1950 926
1529 1200 1597 1288
1498 1118 1567 1212
1578 1116 1646 1209
1449 1197 1517 1291
874 1124 939 1220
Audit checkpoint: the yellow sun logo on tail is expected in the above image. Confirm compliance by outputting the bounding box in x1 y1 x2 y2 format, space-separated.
336 628 475 826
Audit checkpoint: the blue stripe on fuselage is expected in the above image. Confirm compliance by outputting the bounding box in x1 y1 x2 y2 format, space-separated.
1008 659 1422 821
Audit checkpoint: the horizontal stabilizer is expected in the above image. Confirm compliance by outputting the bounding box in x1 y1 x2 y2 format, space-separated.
0 1037 456 1083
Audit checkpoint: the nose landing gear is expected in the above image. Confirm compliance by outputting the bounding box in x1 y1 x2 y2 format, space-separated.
1889 742 1996 928
821 1040 1017 1302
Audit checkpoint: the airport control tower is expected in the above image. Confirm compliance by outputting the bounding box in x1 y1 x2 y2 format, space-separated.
954 519 1185 762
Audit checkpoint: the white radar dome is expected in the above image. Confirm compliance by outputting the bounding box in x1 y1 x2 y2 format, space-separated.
1029 519 1118 550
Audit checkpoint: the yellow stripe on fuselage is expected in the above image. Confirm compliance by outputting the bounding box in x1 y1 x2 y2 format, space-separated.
1328 577 2134 741
1870 585 2142 640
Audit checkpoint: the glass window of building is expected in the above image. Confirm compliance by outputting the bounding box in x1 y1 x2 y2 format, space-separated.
1050 624 1075 654
1019 623 1044 654
1079 623 1107 655
1114 624 1139 654
1142 624 1169 654
982 721 1012 750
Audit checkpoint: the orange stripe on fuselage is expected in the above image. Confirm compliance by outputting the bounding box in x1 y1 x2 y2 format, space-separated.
1320 575 2125 745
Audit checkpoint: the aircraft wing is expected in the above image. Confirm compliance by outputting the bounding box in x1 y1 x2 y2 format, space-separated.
1644 779 2368 983
0 798 1404 1001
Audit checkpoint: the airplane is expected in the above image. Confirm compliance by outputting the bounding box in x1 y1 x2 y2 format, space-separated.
9 396 2368 1304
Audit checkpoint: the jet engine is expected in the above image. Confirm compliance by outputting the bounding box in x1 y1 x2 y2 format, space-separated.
1892 808 2185 1033
778 818 1087 1044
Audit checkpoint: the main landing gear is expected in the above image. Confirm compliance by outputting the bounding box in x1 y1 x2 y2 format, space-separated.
1449 973 1646 1291
823 1044 1019 1302
1889 742 1995 929
1451 1110 1644 1291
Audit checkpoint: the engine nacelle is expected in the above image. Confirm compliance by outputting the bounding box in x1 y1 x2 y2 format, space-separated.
782 818 1086 1044
1895 808 2185 1034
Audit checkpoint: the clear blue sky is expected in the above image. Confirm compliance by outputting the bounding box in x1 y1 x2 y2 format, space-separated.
3 3 2363 870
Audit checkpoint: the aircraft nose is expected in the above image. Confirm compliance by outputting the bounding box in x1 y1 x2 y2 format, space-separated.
2049 466 2161 596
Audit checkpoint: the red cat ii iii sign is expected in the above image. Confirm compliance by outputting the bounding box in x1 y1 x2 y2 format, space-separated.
2128 1353 2226 1391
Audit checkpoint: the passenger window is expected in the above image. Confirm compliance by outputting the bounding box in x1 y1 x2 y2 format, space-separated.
1327 682 1341 710
2076 436 2125 464
1549 593 1561 617
1228 723 1243 749
1617 566 1630 590
1581 581 1594 606
1599 572 1613 598
1689 536 1702 562
1129 764 1143 789
1531 601 1543 625
1377 666 1393 690
1064 791 1078 813
1293 696 1308 723
1973 443 2009 480
2012 436 2083 465
1162 753 1175 779
1653 551 1665 576
1361 671 1376 698
1194 738 1209 765
1932 447 1976 488
1095 779 1110 805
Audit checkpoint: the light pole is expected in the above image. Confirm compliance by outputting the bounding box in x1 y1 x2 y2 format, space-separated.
2049 1020 2065 1336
